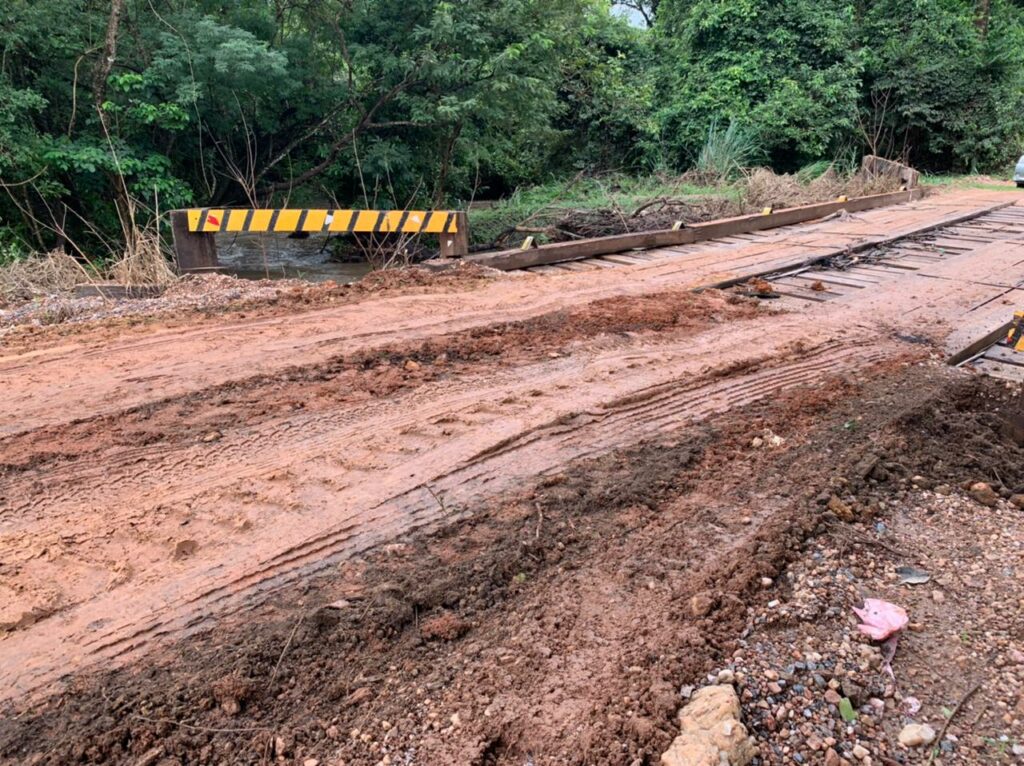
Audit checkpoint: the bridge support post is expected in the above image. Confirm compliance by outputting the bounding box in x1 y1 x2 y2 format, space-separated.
438 212 470 258
170 210 219 273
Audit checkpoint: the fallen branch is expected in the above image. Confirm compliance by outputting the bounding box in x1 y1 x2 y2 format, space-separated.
926 680 983 766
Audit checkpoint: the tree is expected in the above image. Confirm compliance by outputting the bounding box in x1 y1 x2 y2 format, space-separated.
654 0 861 169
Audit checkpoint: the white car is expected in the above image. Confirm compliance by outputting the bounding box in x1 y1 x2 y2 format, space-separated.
1015 155 1024 187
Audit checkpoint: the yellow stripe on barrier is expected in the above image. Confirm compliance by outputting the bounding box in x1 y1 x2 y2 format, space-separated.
185 208 460 235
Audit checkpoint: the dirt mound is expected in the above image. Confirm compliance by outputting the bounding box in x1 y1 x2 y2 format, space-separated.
884 379 1024 492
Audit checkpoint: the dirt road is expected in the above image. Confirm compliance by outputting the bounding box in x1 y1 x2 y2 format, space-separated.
3 188 1024 764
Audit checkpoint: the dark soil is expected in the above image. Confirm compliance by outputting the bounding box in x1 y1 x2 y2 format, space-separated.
6 361 1016 766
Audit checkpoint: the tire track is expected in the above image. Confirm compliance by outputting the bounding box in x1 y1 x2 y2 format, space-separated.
1 331 894 700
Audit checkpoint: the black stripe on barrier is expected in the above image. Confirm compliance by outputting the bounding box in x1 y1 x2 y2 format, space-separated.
373 211 386 234
444 213 456 234
347 211 358 233
268 209 280 232
396 210 411 234
296 209 309 232
198 209 210 231
422 211 434 232
243 209 255 232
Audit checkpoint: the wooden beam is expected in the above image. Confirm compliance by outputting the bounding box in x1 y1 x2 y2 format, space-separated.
438 211 470 258
464 189 926 272
170 210 219 273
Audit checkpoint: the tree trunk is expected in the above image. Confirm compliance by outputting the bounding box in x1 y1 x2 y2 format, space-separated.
93 0 133 239
93 0 125 127
433 122 463 208
977 0 990 37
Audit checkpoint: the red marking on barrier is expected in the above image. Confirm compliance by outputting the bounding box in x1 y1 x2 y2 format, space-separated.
208 215 220 227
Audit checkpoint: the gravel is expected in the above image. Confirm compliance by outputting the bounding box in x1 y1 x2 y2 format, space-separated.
700 484 1024 764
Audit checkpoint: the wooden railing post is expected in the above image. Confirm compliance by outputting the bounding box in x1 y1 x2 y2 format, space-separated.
170 210 219 273
438 211 470 258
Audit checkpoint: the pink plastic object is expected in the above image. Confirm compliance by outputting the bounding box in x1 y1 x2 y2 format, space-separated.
853 598 908 641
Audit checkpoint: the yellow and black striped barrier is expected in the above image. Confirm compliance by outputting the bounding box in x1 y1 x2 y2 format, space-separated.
186 208 462 235
170 208 469 272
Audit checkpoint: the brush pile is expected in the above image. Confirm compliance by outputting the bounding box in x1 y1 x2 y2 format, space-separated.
492 167 909 248
0 250 94 306
0 234 177 308
740 167 904 211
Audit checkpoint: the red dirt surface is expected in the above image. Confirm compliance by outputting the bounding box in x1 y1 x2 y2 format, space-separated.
1 189 1023 765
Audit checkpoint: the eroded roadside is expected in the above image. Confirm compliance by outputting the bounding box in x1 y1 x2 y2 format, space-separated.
10 360 1018 765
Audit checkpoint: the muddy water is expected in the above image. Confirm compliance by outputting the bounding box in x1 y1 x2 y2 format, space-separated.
215 231 371 283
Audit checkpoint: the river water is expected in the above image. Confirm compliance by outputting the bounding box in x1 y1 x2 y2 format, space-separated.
215 231 372 284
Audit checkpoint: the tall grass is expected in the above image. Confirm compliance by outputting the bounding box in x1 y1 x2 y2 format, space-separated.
694 120 762 182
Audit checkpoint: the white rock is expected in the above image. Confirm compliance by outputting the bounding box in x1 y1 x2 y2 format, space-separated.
898 723 936 747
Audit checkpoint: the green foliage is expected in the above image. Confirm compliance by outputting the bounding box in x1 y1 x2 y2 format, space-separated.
654 0 861 169
855 0 1024 172
2 0 1024 257
695 120 761 180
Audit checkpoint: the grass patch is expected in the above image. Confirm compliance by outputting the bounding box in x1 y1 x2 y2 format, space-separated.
467 174 738 248
921 172 1019 192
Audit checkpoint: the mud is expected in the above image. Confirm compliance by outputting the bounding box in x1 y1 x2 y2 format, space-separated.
3 189 1024 765
0 289 757 476
5 362 1006 766
0 263 495 349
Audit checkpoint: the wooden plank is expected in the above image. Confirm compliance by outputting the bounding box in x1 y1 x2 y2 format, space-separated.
170 210 219 272
773 278 844 298
949 321 1013 365
599 254 649 265
791 273 870 289
438 211 470 258
982 344 1024 366
971 358 1024 382
554 261 597 272
465 189 926 271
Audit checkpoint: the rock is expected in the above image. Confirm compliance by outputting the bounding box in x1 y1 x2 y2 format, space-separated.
898 723 937 747
827 495 855 522
690 591 716 618
969 482 999 507
931 590 945 603
1011 494 1024 509
273 736 288 757
404 359 421 371
661 685 757 766
911 475 932 489
343 686 374 707
934 484 952 495
303 759 319 766
852 744 869 760
824 748 841 766
716 669 735 685
201 430 221 443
